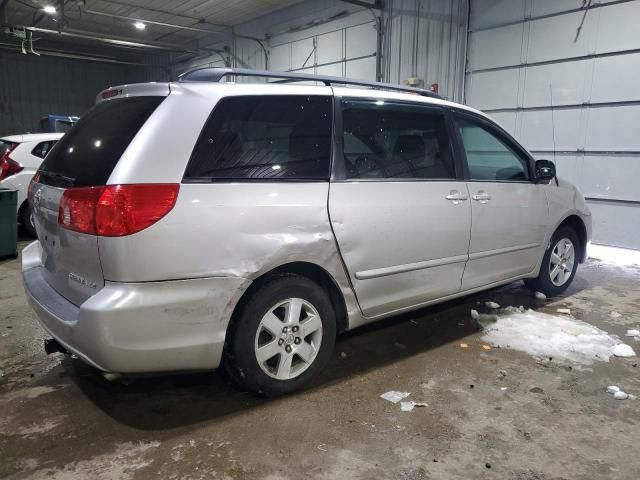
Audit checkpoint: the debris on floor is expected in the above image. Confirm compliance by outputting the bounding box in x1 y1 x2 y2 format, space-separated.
556 308 571 315
479 308 636 364
400 401 428 412
606 386 633 400
340 352 348 358
380 391 411 403
611 311 622 319
534 291 547 300
485 301 500 309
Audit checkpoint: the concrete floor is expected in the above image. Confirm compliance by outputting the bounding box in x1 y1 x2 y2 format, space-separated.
1 238 639 480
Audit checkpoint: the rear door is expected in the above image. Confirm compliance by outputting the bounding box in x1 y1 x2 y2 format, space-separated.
453 111 548 290
31 96 164 306
329 99 471 318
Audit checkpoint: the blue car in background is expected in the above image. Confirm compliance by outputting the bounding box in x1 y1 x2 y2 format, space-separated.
39 115 79 133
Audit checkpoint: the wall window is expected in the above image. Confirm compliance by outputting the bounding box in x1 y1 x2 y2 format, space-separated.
342 101 455 180
456 118 530 181
185 95 332 180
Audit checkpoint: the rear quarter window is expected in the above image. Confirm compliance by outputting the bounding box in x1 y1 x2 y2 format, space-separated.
184 95 333 181
38 97 163 187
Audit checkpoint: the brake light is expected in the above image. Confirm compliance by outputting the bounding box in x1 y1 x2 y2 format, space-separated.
0 144 23 181
58 184 179 236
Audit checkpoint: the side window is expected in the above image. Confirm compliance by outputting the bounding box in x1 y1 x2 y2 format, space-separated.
31 141 58 159
185 95 332 180
456 118 530 181
341 101 455 180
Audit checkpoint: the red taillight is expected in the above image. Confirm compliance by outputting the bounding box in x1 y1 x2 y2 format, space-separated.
58 184 179 236
0 145 23 181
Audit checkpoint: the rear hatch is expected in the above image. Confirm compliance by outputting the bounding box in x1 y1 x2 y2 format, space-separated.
30 95 165 306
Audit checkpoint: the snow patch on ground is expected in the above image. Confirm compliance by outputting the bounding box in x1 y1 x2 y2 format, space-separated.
30 441 160 480
480 309 635 364
18 419 62 437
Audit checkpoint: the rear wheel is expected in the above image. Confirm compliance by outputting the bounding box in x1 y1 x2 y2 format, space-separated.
223 274 336 396
526 226 579 296
19 202 36 237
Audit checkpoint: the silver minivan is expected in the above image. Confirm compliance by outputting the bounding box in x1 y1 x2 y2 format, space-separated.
22 68 591 395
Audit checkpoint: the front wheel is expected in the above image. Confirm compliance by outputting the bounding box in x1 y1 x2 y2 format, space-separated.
525 226 579 296
223 274 336 396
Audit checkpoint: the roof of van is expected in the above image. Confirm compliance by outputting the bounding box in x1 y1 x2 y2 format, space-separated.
96 79 489 121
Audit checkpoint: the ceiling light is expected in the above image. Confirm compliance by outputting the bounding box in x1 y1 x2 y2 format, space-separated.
43 5 56 14
134 21 146 30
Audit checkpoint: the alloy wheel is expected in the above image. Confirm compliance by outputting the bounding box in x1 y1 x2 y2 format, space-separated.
549 237 575 286
254 298 323 380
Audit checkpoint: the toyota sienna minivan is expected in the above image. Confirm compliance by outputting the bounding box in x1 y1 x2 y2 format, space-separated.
22 68 591 395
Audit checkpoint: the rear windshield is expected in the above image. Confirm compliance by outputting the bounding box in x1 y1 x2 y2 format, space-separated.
184 95 332 181
0 141 18 156
38 96 163 187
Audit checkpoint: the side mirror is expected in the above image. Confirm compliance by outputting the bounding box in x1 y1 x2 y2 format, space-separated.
535 159 556 183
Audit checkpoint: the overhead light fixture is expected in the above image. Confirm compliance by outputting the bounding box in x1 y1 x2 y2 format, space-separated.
134 21 146 30
43 5 57 14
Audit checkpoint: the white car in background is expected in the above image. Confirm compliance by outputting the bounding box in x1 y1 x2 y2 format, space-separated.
0 133 63 236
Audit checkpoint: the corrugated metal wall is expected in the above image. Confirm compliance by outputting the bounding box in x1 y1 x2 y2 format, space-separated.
466 0 640 249
181 0 467 102
0 51 168 136
385 0 467 100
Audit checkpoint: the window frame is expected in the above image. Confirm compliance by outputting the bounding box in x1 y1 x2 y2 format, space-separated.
182 93 335 184
451 109 536 184
331 96 464 182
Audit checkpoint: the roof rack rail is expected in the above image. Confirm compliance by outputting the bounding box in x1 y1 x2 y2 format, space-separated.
177 67 442 99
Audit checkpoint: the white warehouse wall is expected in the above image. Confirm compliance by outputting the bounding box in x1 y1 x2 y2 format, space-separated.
178 0 468 102
466 0 640 250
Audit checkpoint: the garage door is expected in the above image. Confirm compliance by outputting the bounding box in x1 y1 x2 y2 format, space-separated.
269 21 377 81
465 0 640 250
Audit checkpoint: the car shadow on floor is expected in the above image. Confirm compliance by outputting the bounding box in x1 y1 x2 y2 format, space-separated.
71 276 590 431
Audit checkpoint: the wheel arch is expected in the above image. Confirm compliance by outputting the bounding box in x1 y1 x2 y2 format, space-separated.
228 261 349 337
556 214 588 263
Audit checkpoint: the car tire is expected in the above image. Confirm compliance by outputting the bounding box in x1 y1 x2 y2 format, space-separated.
525 226 579 297
19 203 37 237
223 274 336 396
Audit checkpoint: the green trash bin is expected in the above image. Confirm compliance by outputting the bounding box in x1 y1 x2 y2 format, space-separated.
0 188 18 259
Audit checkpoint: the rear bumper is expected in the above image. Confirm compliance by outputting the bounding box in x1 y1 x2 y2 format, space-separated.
22 241 248 373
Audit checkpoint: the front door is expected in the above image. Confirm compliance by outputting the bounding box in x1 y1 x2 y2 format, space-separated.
454 113 548 290
329 100 471 318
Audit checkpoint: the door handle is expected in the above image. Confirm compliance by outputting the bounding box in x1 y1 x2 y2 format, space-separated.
445 190 468 204
472 191 491 203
